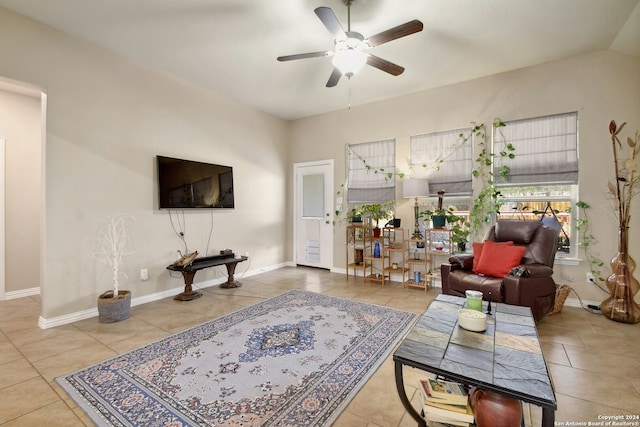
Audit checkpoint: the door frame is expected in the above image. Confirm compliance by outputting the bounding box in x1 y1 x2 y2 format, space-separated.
0 138 4 298
293 159 334 270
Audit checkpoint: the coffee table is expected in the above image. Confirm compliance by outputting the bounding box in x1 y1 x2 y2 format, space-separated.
394 294 556 426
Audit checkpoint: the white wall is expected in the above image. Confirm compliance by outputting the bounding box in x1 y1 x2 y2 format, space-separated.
289 50 640 304
0 88 42 294
0 7 290 320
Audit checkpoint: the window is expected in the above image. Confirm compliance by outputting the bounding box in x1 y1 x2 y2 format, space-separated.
410 128 473 196
346 139 396 203
494 112 579 257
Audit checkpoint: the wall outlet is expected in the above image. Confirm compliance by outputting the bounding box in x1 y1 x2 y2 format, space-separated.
140 268 149 281
586 272 595 283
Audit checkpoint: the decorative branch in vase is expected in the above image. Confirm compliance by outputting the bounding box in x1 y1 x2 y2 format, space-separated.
94 215 135 323
601 120 640 324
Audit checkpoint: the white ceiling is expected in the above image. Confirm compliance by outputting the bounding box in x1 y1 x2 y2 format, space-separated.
1 0 639 120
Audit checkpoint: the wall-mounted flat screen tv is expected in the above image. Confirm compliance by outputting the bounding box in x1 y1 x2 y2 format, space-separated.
157 155 234 209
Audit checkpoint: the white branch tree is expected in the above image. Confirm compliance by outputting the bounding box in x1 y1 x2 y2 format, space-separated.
94 215 135 297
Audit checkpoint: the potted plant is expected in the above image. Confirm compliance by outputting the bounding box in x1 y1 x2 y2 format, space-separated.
94 215 135 323
348 206 363 223
418 191 449 229
360 201 394 236
448 209 471 252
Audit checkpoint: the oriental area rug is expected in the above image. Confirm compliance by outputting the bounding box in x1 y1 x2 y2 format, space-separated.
56 289 418 426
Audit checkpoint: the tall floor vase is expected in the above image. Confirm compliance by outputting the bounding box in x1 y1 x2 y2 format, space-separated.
601 227 640 324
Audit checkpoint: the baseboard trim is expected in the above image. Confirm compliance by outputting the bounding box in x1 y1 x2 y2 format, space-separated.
38 262 288 329
2 286 40 300
34 264 602 329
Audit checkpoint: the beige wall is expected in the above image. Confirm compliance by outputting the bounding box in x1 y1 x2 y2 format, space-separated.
0 88 42 294
289 50 640 304
0 7 290 319
2 4 639 320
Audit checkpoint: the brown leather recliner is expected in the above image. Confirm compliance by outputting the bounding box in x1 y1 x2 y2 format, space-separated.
441 220 558 321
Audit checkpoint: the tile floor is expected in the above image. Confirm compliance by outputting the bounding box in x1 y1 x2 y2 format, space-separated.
1 266 639 426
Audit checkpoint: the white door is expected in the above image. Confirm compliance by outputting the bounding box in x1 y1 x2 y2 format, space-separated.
294 160 333 269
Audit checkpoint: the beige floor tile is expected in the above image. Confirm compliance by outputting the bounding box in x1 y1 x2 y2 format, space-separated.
540 341 571 366
71 316 162 344
4 323 79 348
0 357 40 389
18 330 101 362
332 409 371 426
0 377 59 424
33 341 117 382
552 392 640 423
550 363 640 413
563 343 640 379
107 328 171 354
0 340 22 365
1 266 638 426
2 401 85 427
538 323 587 347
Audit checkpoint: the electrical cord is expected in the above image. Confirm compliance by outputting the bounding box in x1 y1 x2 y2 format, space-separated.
588 276 610 295
564 285 602 315
168 209 189 254
205 210 214 256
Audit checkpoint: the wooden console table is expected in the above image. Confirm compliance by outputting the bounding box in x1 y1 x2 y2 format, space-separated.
166 254 248 301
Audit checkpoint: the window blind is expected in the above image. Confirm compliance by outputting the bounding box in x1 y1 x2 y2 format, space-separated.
346 139 396 203
495 112 578 186
410 128 472 196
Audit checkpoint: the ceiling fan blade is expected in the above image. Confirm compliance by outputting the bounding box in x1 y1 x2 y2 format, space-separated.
314 7 347 40
277 51 329 62
367 19 423 47
326 68 342 87
367 55 404 76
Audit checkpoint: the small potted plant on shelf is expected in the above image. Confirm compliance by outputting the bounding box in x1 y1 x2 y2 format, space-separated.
419 190 449 228
360 201 394 236
347 206 363 223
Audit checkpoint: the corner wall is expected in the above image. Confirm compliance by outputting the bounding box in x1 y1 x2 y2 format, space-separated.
0 87 42 295
0 7 290 320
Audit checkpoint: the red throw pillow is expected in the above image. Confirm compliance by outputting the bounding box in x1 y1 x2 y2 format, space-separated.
474 240 526 277
472 241 513 273
472 242 484 272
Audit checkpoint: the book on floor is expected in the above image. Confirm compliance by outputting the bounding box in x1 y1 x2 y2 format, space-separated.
424 399 470 414
419 380 469 412
420 378 468 405
423 400 474 424
426 422 469 427
424 413 470 427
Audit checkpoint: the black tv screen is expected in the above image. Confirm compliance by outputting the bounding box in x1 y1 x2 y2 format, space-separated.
157 156 234 209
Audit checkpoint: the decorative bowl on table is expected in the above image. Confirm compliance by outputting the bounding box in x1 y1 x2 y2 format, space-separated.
458 309 487 332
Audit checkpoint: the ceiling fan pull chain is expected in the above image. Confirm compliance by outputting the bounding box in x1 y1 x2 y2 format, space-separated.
348 82 353 110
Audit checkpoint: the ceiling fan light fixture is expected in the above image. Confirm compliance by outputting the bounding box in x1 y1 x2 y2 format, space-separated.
332 48 368 77
278 4 423 86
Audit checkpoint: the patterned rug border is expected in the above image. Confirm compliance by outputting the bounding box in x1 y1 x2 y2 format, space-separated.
56 289 419 426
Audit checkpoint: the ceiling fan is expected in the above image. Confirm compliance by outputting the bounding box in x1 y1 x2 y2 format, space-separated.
277 0 423 87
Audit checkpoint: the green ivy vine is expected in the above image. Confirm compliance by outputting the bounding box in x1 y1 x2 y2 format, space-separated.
574 200 609 293
468 119 514 234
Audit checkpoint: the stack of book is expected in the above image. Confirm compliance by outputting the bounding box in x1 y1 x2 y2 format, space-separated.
419 378 474 427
